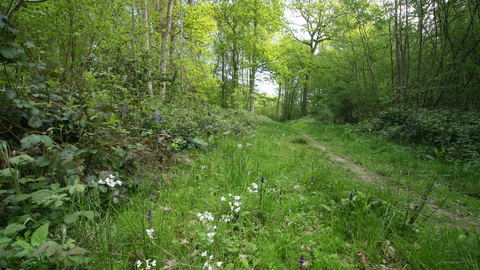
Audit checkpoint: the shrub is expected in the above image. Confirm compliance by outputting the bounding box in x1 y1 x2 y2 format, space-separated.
357 108 480 163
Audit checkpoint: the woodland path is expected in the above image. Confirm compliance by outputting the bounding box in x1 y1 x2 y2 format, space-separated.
302 134 480 230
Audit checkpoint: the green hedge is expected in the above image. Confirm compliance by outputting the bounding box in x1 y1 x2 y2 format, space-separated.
357 108 480 163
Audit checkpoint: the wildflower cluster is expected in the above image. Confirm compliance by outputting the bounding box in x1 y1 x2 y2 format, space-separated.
237 143 252 149
221 194 242 212
201 251 222 270
247 183 259 193
136 259 156 270
197 211 216 243
98 174 122 187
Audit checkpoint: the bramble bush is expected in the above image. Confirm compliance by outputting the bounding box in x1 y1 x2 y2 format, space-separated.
357 108 480 163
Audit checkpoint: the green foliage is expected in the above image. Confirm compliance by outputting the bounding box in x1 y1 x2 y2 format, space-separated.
357 108 480 163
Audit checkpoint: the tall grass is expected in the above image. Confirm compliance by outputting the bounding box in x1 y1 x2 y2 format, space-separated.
82 119 479 269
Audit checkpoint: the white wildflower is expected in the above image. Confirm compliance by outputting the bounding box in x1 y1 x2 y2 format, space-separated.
237 144 243 149
203 262 212 270
234 195 241 200
217 261 222 267
136 260 142 268
98 174 122 188
201 251 208 257
221 196 226 201
146 228 155 239
198 211 214 223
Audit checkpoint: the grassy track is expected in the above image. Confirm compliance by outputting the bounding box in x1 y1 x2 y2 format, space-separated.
85 118 480 269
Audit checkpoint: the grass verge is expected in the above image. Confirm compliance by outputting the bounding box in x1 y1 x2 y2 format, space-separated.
84 118 480 269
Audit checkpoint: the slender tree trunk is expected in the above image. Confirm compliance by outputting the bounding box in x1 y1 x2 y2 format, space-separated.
143 0 153 96
394 0 404 104
275 82 282 120
231 41 239 107
301 73 309 116
221 53 227 108
249 64 256 112
159 0 174 100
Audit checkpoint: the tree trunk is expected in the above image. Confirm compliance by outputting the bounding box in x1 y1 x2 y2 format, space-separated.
249 64 256 112
143 0 153 96
301 73 309 116
159 0 174 100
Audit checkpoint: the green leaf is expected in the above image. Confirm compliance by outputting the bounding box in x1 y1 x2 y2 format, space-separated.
0 45 18 60
0 237 11 245
21 134 53 149
9 154 34 165
69 182 86 194
31 190 54 200
79 211 95 220
67 246 86 255
34 156 52 167
32 243 48 257
63 161 77 170
14 194 30 201
4 89 16 101
63 212 80 224
29 107 40 116
25 42 35 48
31 223 49 246
3 223 26 236
0 168 20 177
28 115 43 128
64 211 95 224
33 242 60 257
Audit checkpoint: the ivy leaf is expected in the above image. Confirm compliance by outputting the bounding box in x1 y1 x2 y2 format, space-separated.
0 45 18 60
28 115 43 128
31 223 49 246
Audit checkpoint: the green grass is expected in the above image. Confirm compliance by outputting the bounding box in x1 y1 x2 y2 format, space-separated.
82 118 480 269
